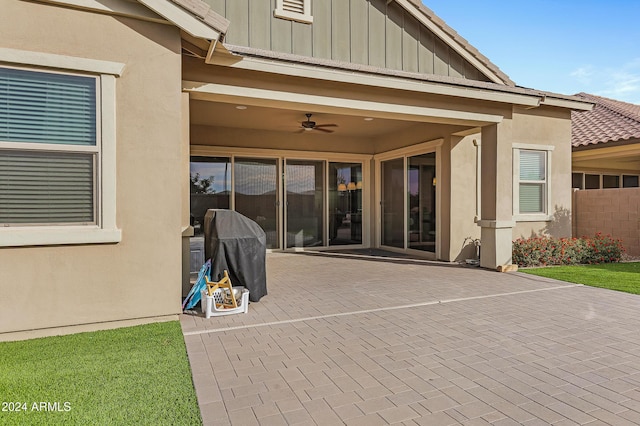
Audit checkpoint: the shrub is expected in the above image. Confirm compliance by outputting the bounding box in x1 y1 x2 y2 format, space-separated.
513 233 624 267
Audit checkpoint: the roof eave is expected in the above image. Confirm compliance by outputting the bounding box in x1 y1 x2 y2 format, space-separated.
137 0 228 41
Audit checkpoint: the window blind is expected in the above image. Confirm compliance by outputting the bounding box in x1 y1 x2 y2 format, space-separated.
519 150 545 181
0 67 96 146
0 150 95 224
519 183 543 213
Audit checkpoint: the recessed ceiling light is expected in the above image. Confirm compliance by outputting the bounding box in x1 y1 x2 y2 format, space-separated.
364 117 374 121
235 105 247 110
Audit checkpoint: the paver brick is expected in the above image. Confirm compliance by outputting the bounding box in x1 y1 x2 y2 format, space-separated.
181 253 640 425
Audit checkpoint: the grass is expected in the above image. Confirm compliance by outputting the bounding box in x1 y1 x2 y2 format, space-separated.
522 262 640 295
0 321 201 425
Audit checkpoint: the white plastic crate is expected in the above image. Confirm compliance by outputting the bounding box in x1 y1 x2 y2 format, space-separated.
201 286 249 318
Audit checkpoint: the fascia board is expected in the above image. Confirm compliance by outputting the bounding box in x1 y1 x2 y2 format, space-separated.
541 96 593 111
137 0 220 40
182 80 504 126
572 144 640 160
207 55 541 107
37 0 167 23
393 0 506 85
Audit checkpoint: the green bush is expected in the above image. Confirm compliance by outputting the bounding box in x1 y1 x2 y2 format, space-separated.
513 233 624 267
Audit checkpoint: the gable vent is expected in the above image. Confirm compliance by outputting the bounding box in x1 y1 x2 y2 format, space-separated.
274 0 313 24
283 0 304 14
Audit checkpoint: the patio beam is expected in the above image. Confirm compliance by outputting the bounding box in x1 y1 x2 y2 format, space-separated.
182 81 504 127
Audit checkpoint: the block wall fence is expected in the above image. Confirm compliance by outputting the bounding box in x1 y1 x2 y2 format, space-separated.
572 188 640 256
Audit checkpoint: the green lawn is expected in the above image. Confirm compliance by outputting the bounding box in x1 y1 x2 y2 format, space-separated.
522 262 640 295
0 321 201 425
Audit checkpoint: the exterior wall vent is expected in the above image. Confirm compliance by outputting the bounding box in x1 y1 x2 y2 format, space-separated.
274 0 313 24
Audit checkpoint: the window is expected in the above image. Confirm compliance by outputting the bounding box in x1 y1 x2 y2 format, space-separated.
513 144 553 220
573 173 639 189
274 0 313 23
0 49 123 247
0 67 98 225
623 175 639 188
572 172 584 189
603 175 620 189
585 174 600 189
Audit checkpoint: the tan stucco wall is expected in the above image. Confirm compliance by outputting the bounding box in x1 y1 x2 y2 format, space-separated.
0 1 183 338
511 107 573 240
446 134 481 261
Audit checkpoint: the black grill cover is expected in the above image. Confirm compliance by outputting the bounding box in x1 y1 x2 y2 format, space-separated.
204 209 267 302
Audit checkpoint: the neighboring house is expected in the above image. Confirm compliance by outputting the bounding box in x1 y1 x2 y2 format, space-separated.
0 0 591 340
570 93 640 255
571 93 640 189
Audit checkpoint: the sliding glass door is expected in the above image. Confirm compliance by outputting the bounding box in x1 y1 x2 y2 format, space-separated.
285 160 324 248
380 152 437 253
408 153 436 252
381 158 405 248
190 155 366 253
329 162 362 245
234 158 279 249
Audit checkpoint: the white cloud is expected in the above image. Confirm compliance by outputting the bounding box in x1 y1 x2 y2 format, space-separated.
570 66 594 85
572 59 640 104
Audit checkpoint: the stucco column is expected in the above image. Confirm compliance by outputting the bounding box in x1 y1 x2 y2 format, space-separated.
478 122 515 269
181 93 194 296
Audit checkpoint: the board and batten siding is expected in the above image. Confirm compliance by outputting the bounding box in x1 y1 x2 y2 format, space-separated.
204 0 490 82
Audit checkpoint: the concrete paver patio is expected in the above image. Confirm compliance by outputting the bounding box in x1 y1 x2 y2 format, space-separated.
181 252 640 425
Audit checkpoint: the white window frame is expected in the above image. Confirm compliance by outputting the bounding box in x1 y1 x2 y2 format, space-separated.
274 0 313 24
0 48 124 247
573 171 640 189
512 143 554 222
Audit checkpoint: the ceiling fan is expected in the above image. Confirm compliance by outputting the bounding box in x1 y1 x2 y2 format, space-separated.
298 113 337 133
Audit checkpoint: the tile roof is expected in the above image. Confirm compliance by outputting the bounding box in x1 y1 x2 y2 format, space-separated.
572 93 640 148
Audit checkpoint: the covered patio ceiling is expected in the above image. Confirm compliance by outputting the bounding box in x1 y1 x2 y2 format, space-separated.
189 100 474 139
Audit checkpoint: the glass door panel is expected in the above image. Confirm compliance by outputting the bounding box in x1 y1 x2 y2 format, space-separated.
234 157 279 249
189 156 231 236
408 153 436 252
329 162 363 245
285 160 324 248
189 156 231 275
381 158 405 248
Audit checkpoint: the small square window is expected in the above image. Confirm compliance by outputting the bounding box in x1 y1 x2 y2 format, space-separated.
585 174 600 189
623 175 639 188
572 172 584 189
602 175 620 189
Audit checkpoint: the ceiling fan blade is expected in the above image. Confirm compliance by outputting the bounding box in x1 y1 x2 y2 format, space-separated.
314 127 334 133
315 124 338 128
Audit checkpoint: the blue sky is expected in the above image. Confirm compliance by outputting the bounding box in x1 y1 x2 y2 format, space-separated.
424 0 640 104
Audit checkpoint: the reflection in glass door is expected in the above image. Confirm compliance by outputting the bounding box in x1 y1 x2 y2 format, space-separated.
329 162 362 245
285 160 324 248
408 153 436 252
381 158 405 248
234 158 279 249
